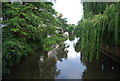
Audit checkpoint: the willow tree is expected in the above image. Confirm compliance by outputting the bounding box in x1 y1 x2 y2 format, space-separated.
75 2 120 62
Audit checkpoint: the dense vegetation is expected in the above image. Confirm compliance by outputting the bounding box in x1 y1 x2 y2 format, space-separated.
3 1 120 76
2 2 69 75
75 2 120 62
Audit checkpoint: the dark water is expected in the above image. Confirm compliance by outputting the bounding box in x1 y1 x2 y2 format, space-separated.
3 37 120 79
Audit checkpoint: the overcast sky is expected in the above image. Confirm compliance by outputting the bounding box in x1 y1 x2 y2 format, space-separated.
53 0 83 25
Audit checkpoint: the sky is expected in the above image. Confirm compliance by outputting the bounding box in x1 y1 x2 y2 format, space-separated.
53 0 83 25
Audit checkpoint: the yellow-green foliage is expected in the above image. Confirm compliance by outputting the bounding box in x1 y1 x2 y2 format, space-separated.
78 14 108 61
75 2 120 62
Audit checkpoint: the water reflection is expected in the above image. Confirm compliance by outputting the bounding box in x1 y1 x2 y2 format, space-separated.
3 37 120 79
75 40 120 79
38 44 68 79
38 57 60 79
82 54 120 79
56 37 86 79
64 37 80 59
3 43 67 79
75 40 81 52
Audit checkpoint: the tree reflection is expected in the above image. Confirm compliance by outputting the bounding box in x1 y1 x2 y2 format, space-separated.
75 41 81 52
38 44 67 79
69 34 75 41
39 57 60 79
81 53 120 79
56 45 68 61
3 44 68 79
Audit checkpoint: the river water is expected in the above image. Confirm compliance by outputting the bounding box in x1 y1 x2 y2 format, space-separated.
3 37 120 79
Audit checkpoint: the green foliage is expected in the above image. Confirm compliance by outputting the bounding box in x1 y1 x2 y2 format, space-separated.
2 38 31 75
75 2 120 62
43 35 66 51
104 4 120 45
77 14 108 61
2 2 68 75
83 2 114 18
67 24 75 34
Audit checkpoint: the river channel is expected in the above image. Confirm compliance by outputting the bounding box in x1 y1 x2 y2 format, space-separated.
3 37 120 79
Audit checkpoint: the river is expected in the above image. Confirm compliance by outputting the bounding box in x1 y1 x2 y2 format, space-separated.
3 37 120 79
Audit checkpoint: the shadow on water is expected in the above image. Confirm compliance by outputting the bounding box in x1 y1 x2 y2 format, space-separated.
3 51 58 79
3 37 120 79
82 53 120 79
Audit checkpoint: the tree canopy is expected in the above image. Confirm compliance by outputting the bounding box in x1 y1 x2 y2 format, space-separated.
2 2 68 75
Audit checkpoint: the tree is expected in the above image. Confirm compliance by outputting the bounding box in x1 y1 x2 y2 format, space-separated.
75 2 120 62
2 2 67 75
